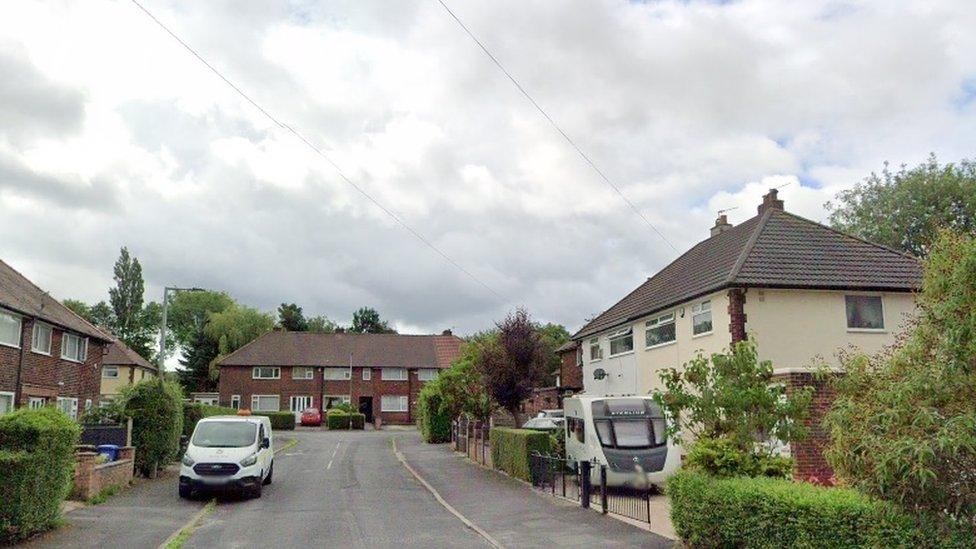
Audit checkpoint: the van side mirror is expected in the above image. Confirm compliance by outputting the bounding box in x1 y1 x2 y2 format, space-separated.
261 437 270 449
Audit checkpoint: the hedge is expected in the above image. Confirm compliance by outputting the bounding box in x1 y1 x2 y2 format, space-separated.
125 379 184 476
326 411 365 430
0 407 80 542
252 411 296 431
489 427 550 482
416 383 451 443
667 471 976 548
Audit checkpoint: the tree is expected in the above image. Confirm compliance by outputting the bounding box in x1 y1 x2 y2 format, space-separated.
475 309 548 425
106 247 158 361
277 303 308 331
824 231 976 519
438 339 495 422
307 315 338 334
63 299 114 328
166 291 234 348
826 155 976 258
536 322 570 384
206 304 275 379
350 307 396 334
178 323 220 392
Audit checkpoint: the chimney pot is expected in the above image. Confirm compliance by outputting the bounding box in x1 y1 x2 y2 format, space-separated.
757 188 784 215
442 329 453 336
710 213 733 237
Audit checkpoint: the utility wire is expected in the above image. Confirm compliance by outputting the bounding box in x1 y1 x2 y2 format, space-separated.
129 0 506 302
435 0 677 252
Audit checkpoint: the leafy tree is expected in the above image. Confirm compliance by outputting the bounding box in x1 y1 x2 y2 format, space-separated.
536 322 570 384
824 231 976 519
826 155 976 257
475 309 548 425
166 291 233 347
307 315 338 334
652 339 814 476
178 323 220 392
438 340 495 422
63 299 114 328
277 302 308 331
123 379 183 477
206 304 275 378
105 247 158 361
350 306 396 334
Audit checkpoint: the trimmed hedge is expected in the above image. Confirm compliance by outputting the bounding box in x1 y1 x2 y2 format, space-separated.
125 379 184 476
0 407 80 542
489 427 550 482
668 471 976 548
252 411 296 431
416 384 451 443
326 410 365 430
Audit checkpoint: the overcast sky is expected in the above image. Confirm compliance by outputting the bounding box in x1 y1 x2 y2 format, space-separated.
1 0 974 336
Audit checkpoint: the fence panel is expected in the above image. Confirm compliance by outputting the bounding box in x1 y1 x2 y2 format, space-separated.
80 423 128 447
529 456 655 525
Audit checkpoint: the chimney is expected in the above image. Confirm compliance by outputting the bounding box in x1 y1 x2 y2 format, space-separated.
757 188 784 215
710 214 732 237
441 329 453 336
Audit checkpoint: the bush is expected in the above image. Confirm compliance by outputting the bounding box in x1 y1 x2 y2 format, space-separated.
325 411 365 430
0 407 80 542
667 471 976 548
251 411 296 431
124 379 184 477
686 437 793 479
417 380 452 443
489 427 550 482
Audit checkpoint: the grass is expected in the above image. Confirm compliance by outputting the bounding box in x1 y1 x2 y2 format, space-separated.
86 483 123 505
164 499 216 549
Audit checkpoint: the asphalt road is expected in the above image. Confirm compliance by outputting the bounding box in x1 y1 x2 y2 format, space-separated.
185 429 490 549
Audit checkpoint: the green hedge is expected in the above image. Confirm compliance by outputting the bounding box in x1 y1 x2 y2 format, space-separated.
416 383 451 443
125 379 184 477
0 407 80 542
252 411 296 431
668 471 976 548
326 411 365 430
489 427 550 482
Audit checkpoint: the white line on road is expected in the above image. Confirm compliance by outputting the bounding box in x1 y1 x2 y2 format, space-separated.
327 441 341 470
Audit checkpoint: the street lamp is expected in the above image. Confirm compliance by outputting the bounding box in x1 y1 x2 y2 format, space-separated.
158 286 206 369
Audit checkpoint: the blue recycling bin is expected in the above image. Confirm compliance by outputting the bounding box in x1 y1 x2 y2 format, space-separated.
96 444 120 462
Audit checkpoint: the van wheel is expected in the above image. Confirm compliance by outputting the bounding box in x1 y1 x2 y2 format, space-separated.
251 481 263 498
179 484 193 499
263 463 273 485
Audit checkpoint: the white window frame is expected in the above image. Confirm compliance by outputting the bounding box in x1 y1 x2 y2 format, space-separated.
0 391 14 416
381 367 407 381
692 300 713 337
362 368 371 381
292 366 314 380
0 308 22 349
31 322 53 355
845 295 886 332
102 365 119 379
251 394 280 412
84 398 92 412
645 312 676 349
252 366 281 380
607 327 634 357
588 337 602 362
57 397 79 420
28 397 46 409
417 368 438 381
230 395 241 409
324 367 351 380
60 333 88 363
381 395 409 412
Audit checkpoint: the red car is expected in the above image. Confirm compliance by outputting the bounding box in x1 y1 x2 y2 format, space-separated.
300 408 323 427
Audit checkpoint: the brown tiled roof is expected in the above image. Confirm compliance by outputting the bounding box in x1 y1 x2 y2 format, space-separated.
575 208 922 339
219 331 464 369
103 337 157 372
555 340 578 353
0 259 111 341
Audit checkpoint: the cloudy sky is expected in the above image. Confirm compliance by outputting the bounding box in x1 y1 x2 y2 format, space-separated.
1 0 974 336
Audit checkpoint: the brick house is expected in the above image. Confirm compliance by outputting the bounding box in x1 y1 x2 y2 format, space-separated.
518 341 584 420
217 331 463 424
0 259 110 419
100 336 158 404
573 189 922 479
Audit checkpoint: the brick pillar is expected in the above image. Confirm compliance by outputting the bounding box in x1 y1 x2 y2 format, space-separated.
727 288 747 343
74 451 97 500
774 372 838 482
118 446 135 462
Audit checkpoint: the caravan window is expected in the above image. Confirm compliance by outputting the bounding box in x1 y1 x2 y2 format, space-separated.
590 399 667 450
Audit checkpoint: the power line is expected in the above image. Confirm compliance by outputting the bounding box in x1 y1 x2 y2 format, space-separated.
435 0 677 252
128 0 506 302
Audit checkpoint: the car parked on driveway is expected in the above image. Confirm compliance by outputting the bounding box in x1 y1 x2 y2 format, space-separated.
301 407 323 426
179 414 274 499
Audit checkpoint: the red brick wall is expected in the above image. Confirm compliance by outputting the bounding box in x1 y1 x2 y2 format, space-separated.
774 371 837 482
558 348 582 390
728 288 747 343
520 386 560 419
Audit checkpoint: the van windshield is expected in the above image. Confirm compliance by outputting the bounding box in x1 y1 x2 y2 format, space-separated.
192 421 257 448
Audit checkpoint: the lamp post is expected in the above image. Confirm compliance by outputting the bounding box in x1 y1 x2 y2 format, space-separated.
158 287 206 370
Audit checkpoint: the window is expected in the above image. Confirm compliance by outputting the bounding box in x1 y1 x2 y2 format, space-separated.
567 416 585 443
0 392 13 416
292 367 314 380
324 368 351 380
381 368 407 381
692 300 713 336
252 367 280 379
381 395 409 412
230 395 241 409
28 397 46 409
323 395 351 409
845 295 885 330
31 323 52 354
645 312 676 347
418 369 438 381
102 365 119 379
61 333 88 362
608 328 634 356
251 395 280 412
0 309 21 348
57 397 78 420
588 338 602 361
362 368 371 381
84 399 92 413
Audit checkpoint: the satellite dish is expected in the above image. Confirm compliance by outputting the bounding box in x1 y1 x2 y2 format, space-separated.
593 368 607 380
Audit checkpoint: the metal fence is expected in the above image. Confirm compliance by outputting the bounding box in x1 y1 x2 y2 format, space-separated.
80 422 129 447
452 418 491 467
529 453 655 525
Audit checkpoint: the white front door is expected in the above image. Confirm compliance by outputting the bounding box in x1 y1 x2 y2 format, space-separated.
289 396 312 422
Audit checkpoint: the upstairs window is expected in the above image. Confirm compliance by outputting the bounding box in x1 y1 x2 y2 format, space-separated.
61 333 88 362
645 312 676 347
381 368 408 381
692 300 713 336
362 368 371 380
418 368 438 381
589 338 602 361
0 310 22 348
102 366 119 379
32 323 52 355
292 367 314 380
252 367 280 379
608 328 634 356
846 295 884 330
324 368 351 380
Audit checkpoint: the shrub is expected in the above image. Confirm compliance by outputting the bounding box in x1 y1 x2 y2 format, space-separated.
325 411 365 430
547 431 565 459
489 427 550 482
686 437 792 479
417 379 452 443
0 407 80 542
124 379 184 477
252 411 296 431
667 471 976 548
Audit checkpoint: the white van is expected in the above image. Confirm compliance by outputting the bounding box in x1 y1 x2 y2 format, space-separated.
179 415 274 499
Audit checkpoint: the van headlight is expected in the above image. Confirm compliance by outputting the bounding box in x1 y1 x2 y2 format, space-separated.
181 454 195 467
240 453 258 467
